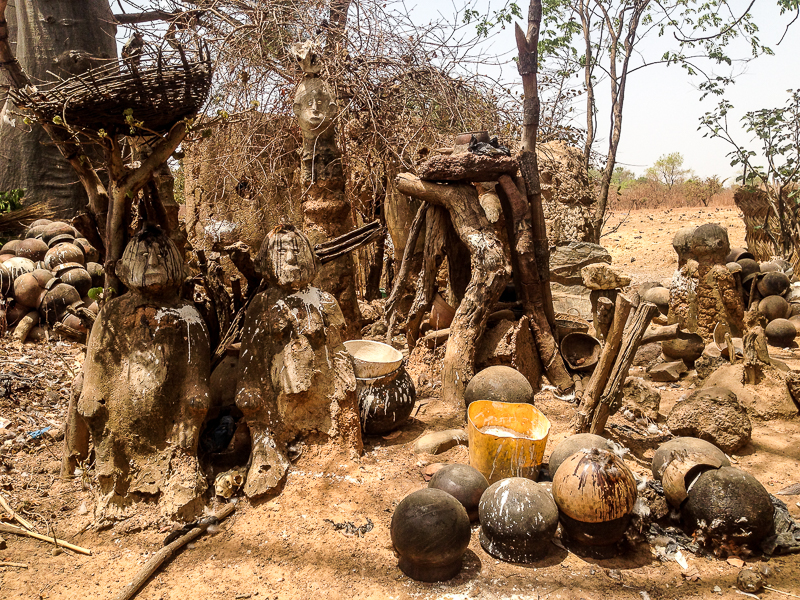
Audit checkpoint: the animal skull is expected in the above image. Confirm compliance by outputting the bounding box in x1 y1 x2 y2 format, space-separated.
215 468 245 498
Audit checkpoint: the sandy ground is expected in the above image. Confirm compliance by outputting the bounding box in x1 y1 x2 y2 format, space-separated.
2 206 800 600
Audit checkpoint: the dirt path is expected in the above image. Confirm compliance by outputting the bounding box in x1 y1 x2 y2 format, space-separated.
2 207 800 600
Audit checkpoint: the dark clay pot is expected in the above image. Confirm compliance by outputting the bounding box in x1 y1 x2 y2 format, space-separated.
479 477 559 563
682 467 774 552
356 365 416 435
428 463 489 522
464 365 534 407
391 488 471 582
16 238 49 262
765 318 796 347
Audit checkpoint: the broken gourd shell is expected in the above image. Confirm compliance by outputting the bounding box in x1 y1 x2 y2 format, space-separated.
651 437 730 480
660 449 724 508
552 448 637 546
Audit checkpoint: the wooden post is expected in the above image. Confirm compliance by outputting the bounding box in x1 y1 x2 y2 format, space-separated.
589 301 658 434
572 294 632 433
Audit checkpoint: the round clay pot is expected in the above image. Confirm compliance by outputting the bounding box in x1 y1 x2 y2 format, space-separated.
0 263 12 295
6 302 28 326
16 238 49 262
651 437 730 480
759 261 780 273
682 467 774 552
758 271 791 297
29 219 52 228
390 488 471 582
44 243 85 270
479 478 559 563
464 365 534 408
54 263 92 297
0 239 21 255
344 339 403 378
662 332 705 364
737 258 761 280
789 315 800 332
560 332 602 371
86 262 104 288
726 261 742 274
0 254 14 262
548 433 612 477
13 269 54 308
726 247 755 263
73 238 99 263
39 283 81 325
765 318 796 347
759 295 791 322
356 365 416 435
3 256 36 280
61 313 89 335
27 325 49 342
552 448 637 546
25 224 49 239
47 233 76 248
428 464 489 522
41 221 76 244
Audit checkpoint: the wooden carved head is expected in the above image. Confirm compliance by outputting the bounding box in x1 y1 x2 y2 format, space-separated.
258 224 318 290
117 224 184 296
293 78 337 137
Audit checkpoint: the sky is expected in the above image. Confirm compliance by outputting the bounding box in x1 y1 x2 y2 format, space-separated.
404 0 800 181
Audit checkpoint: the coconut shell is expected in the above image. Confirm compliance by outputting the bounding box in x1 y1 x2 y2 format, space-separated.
390 488 471 582
478 478 558 562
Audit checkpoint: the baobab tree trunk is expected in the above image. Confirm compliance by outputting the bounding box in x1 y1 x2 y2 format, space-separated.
0 0 116 214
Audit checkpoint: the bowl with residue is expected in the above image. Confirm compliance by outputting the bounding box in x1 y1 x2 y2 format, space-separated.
467 401 551 484
344 339 404 378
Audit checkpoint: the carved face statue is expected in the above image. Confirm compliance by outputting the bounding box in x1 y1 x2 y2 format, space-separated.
259 225 318 290
116 225 184 295
293 78 337 135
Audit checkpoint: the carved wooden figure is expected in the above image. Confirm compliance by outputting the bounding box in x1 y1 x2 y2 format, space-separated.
78 225 211 520
235 225 362 499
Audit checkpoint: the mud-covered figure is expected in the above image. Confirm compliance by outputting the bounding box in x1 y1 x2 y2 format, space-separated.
668 227 699 334
691 224 745 342
78 225 211 520
235 225 362 499
293 77 342 184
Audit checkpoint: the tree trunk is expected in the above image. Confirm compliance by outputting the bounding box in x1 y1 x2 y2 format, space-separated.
396 173 509 408
0 0 116 214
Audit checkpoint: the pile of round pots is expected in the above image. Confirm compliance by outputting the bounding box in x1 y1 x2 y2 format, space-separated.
391 431 775 582
728 249 800 347
0 219 102 342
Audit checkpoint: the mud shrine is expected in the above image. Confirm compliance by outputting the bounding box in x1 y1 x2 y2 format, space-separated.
2 5 800 599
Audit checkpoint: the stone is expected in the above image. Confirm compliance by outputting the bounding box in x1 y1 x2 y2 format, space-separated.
702 363 800 419
632 342 662 367
413 429 468 455
648 360 688 382
666 386 752 453
694 354 727 382
581 263 631 290
550 242 611 316
620 377 661 420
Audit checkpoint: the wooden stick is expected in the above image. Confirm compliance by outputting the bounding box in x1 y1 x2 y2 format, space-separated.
572 294 633 433
725 332 736 364
112 503 236 600
590 301 659 434
0 523 91 555
765 586 800 599
0 494 38 532
640 323 680 345
384 201 428 322
0 562 28 568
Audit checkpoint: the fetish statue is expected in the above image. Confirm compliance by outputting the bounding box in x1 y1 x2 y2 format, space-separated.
78 224 211 520
235 224 362 499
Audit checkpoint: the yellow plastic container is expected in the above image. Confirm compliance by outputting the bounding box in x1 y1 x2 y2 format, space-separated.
467 401 551 484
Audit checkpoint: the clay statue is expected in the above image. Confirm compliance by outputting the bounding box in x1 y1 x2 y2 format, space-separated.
78 224 211 520
289 40 361 338
669 224 744 343
235 224 362 499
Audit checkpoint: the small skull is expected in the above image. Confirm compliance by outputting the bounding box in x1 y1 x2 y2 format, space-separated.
214 468 245 498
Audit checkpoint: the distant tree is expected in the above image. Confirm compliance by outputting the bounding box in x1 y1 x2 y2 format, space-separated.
646 152 690 190
683 175 724 207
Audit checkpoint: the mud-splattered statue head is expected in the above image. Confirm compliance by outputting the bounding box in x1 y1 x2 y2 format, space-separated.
116 224 184 296
293 77 337 137
258 224 318 290
690 223 730 265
